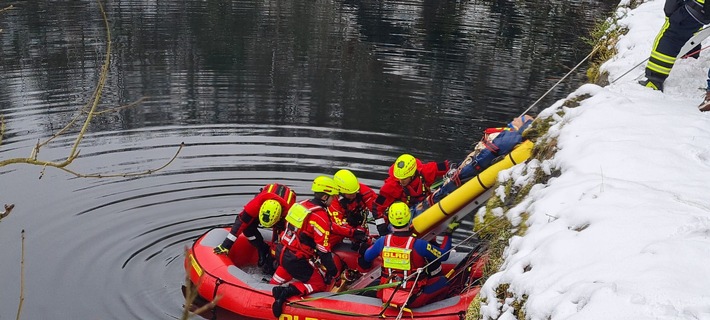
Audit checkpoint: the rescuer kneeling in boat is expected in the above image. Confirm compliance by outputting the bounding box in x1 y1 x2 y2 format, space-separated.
372 154 452 236
417 114 534 212
213 183 297 274
358 202 459 308
269 176 341 318
329 169 375 249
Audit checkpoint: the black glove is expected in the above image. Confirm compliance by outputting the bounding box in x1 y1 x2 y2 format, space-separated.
318 251 338 284
352 229 368 243
357 256 372 270
346 209 367 227
325 266 338 284
376 221 389 236
357 242 370 256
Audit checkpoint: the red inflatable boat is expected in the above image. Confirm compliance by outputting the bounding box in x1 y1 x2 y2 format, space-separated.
185 227 485 320
184 141 534 319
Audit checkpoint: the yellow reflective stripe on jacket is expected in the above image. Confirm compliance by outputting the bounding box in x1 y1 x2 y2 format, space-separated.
265 183 297 205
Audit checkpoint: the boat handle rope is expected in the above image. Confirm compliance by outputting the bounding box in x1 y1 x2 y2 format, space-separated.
447 247 487 284
210 278 223 320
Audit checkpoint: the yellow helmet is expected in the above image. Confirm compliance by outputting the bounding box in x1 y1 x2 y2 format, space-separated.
333 169 360 194
393 154 417 179
311 176 340 196
258 199 282 228
388 202 412 228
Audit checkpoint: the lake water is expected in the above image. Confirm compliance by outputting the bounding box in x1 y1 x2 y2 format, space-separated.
0 0 615 319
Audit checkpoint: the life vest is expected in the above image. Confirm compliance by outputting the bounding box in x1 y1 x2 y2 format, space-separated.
262 183 297 210
280 200 329 259
379 234 429 305
400 172 430 205
478 126 511 154
336 195 367 227
338 193 365 217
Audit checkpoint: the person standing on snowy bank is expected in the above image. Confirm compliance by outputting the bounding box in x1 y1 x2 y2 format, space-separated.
640 0 710 91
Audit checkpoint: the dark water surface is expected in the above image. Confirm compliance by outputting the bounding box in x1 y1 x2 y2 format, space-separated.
0 0 615 319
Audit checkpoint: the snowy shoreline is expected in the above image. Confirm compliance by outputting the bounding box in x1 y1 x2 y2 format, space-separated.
473 0 710 319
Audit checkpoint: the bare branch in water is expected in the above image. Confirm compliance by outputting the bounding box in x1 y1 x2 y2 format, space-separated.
16 229 25 320
0 1 181 178
0 204 14 221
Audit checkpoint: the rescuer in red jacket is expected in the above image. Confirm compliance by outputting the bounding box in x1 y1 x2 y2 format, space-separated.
213 183 296 274
371 154 451 235
269 176 341 318
359 201 457 308
329 169 375 247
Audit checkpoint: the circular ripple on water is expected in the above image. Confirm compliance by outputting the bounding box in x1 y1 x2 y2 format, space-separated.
0 124 416 319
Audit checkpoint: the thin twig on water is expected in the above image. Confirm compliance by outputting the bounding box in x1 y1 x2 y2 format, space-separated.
16 229 25 320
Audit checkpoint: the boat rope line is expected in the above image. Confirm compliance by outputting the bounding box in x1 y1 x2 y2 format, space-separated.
519 44 601 118
395 270 423 320
609 58 649 84
443 245 489 294
611 45 708 84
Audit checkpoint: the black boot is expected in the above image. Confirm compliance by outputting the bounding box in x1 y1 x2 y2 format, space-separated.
272 284 300 318
639 73 665 92
257 242 272 266
261 256 276 274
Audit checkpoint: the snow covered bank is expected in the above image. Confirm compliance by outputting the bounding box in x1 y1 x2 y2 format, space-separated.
474 0 710 319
